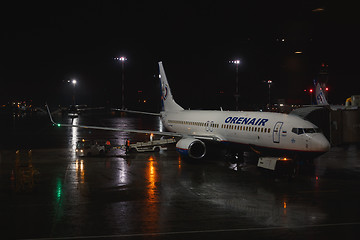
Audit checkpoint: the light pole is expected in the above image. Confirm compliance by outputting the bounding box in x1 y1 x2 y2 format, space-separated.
68 79 77 106
114 56 127 109
267 80 272 109
229 60 240 111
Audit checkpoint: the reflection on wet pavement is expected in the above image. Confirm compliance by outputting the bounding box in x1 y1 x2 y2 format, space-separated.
1 114 360 239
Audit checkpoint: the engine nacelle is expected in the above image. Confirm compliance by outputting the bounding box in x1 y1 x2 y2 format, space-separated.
176 138 206 159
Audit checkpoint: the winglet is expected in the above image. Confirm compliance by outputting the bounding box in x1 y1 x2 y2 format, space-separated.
45 103 57 125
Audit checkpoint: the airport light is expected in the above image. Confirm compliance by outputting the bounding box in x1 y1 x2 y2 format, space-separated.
309 89 313 105
312 7 325 12
114 56 127 62
67 79 77 105
229 59 241 111
114 56 127 110
230 60 240 65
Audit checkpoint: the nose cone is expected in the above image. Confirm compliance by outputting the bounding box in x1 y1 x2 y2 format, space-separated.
313 134 331 152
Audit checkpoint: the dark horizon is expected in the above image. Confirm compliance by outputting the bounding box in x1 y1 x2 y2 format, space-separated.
1 1 358 110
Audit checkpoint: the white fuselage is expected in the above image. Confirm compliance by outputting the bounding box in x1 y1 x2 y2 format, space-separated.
161 110 330 156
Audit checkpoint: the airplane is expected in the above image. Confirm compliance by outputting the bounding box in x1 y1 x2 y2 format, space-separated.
47 61 330 164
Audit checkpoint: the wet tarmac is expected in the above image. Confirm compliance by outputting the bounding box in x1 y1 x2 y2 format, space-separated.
1 113 360 239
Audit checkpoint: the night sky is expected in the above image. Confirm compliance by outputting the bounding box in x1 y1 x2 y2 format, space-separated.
1 1 359 111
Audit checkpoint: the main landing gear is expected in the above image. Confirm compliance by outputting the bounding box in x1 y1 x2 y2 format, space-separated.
224 150 249 171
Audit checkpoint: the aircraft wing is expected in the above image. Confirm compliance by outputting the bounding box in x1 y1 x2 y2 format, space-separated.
46 105 179 137
46 104 221 141
77 106 105 112
54 121 221 141
111 108 161 116
56 122 183 137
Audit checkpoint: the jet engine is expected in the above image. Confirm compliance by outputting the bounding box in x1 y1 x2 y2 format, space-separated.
176 138 206 159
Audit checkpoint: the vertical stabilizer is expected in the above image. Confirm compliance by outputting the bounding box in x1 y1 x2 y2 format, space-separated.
315 83 329 105
159 62 184 112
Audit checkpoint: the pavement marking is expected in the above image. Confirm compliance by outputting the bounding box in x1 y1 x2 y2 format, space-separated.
23 221 360 240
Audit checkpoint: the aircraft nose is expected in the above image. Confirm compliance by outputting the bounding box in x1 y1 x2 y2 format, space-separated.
313 134 331 152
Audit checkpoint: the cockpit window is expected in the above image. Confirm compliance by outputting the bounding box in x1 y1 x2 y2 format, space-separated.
292 128 321 135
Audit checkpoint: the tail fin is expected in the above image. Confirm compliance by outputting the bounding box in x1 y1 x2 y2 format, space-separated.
315 83 329 105
158 62 184 112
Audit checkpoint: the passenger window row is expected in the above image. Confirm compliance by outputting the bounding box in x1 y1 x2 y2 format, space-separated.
168 120 220 128
221 124 271 133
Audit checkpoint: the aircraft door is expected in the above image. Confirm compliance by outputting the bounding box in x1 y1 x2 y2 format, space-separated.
205 121 214 132
273 121 283 143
